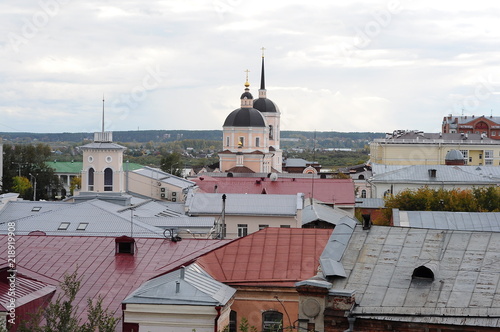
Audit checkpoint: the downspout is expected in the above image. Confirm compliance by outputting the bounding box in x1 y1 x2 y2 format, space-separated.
214 305 222 332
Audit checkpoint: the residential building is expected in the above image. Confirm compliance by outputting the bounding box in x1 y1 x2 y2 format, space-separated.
192 175 356 213
442 114 500 139
369 163 500 198
296 224 500 332
0 234 231 330
282 158 321 174
185 192 304 239
370 130 500 166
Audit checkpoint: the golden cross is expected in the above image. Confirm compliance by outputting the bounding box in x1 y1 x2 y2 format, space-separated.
244 69 250 82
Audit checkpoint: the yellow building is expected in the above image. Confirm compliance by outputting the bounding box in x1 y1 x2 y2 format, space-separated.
370 130 500 166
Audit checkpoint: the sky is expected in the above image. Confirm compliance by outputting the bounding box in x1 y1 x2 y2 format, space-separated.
2 1 500 134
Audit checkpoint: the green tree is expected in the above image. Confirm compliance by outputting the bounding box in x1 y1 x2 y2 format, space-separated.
70 176 81 196
160 152 183 177
12 176 32 197
19 270 119 332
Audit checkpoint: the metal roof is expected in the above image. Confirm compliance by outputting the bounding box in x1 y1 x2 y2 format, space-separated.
133 166 196 189
302 203 354 226
50 161 143 174
0 200 69 223
185 192 301 216
79 142 126 150
328 225 500 327
371 164 500 184
123 263 235 306
192 176 355 206
355 198 385 209
393 210 500 232
0 235 231 327
196 227 333 287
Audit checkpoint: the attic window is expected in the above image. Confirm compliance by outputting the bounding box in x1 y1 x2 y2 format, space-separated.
31 206 42 212
58 222 70 230
412 266 434 280
77 223 88 231
115 236 135 255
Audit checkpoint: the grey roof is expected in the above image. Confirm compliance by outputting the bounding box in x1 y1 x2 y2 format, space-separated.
445 149 464 161
370 164 500 184
185 192 302 216
283 158 313 167
319 217 357 278
355 198 385 209
0 200 166 237
328 225 500 327
444 115 500 126
123 263 236 306
377 131 497 144
136 216 215 229
0 200 69 223
393 210 500 232
79 142 126 150
302 203 353 226
133 166 196 189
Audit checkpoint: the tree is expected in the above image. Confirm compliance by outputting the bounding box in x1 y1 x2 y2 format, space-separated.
19 270 119 332
11 176 32 197
160 152 183 177
70 176 81 196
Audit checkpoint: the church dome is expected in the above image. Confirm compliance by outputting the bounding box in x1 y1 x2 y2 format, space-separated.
445 149 465 165
253 98 278 113
223 108 266 127
241 91 253 100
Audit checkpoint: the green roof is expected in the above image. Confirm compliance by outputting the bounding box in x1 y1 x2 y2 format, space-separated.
49 161 144 174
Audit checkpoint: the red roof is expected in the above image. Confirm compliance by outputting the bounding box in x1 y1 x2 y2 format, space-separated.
196 228 333 287
0 235 230 330
194 176 355 205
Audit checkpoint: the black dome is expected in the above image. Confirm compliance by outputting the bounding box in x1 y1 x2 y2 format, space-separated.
223 108 266 127
241 91 253 99
253 98 278 113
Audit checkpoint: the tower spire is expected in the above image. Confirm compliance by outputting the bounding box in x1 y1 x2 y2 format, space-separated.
260 47 266 90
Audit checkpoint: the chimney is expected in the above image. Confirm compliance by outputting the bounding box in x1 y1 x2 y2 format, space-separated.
175 281 180 293
115 236 135 255
428 169 437 178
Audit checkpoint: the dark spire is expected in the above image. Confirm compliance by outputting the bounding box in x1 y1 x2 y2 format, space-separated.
260 47 266 90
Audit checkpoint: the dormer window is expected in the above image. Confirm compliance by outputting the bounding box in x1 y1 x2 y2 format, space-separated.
115 236 135 255
412 265 434 280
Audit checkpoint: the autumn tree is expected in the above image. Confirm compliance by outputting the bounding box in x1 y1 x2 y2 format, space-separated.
11 176 32 197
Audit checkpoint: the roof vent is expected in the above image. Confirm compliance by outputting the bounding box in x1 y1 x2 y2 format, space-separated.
428 169 437 178
412 263 437 280
115 236 135 255
362 214 371 230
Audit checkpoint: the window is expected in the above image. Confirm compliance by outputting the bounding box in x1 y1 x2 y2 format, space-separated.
361 190 367 198
104 168 113 191
77 223 88 231
239 137 244 147
479 153 483 160
280 225 291 228
226 136 230 147
493 131 497 136
460 150 468 165
256 137 260 147
31 206 42 212
88 168 95 191
229 311 237 332
262 311 283 332
58 222 70 230
237 224 248 237
269 125 273 139
259 224 269 230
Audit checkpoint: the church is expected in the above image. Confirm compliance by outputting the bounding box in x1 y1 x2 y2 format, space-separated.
219 54 283 173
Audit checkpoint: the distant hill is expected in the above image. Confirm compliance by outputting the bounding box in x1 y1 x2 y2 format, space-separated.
0 130 383 144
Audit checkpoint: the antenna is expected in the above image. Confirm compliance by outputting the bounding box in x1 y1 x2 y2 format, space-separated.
102 94 105 134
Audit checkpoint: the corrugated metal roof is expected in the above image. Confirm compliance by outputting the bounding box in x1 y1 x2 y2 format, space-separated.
192 176 355 205
50 161 143 173
0 235 231 327
393 210 500 232
329 225 500 327
355 198 385 209
302 203 353 226
196 227 333 287
186 192 300 216
123 263 235 306
0 200 69 222
80 142 126 149
371 164 500 184
133 166 196 189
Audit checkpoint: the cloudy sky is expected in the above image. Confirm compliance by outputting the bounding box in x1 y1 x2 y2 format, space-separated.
1 1 500 134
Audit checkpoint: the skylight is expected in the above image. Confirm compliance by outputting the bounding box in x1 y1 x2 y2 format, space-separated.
77 223 88 231
31 206 42 212
58 222 70 230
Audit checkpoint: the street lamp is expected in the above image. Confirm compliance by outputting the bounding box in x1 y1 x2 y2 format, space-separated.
29 173 37 201
170 162 179 175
